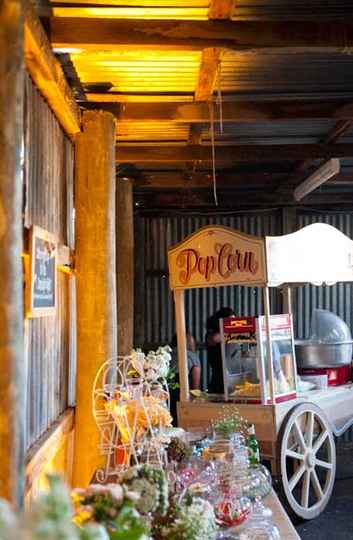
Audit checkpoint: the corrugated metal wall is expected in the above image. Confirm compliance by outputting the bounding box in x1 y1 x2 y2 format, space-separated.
24 73 76 450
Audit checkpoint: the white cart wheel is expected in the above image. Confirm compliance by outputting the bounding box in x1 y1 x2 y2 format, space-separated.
280 402 336 520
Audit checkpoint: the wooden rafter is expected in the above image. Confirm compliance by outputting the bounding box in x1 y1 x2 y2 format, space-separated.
209 0 235 20
322 119 353 144
188 124 204 144
195 47 221 101
117 143 353 163
24 5 81 138
278 119 353 197
135 170 353 189
135 190 353 209
85 99 353 123
136 170 283 189
51 18 353 52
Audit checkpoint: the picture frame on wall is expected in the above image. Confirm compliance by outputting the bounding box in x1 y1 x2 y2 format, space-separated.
26 225 57 318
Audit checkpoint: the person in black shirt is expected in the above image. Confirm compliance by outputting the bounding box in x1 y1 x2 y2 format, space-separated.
205 307 235 394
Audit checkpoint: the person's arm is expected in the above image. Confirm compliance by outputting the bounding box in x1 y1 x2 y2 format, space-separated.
189 365 201 390
206 331 221 346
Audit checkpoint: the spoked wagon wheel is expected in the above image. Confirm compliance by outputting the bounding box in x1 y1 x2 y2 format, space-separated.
279 402 336 520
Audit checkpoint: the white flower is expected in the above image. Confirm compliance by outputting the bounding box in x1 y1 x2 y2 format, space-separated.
105 484 123 502
131 350 145 376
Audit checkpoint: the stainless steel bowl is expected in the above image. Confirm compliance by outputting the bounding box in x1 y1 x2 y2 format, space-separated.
295 340 353 369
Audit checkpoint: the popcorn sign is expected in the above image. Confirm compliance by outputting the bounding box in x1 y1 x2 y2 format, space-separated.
168 225 266 290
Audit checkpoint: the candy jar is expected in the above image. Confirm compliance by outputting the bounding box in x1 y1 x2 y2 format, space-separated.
245 465 272 500
238 520 280 540
213 488 252 529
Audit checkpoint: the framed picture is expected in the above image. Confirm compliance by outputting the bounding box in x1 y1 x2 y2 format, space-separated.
26 225 57 318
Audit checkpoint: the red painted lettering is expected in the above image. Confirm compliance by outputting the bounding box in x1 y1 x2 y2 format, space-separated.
248 252 259 274
176 243 260 284
176 249 198 284
218 243 232 278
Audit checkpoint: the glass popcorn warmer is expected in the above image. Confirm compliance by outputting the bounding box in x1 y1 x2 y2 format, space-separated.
220 314 297 405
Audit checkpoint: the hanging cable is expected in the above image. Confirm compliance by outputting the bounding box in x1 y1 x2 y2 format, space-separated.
209 101 218 206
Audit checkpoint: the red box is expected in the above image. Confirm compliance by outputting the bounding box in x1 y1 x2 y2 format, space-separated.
298 365 351 386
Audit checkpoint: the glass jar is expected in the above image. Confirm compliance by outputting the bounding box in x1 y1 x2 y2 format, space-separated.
238 520 281 540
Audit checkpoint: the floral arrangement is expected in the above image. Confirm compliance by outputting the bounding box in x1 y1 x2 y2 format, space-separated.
212 406 249 439
121 465 169 516
0 475 110 540
131 347 172 382
155 495 217 540
107 396 172 443
72 483 148 540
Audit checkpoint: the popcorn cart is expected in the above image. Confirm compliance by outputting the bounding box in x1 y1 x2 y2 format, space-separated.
168 223 353 520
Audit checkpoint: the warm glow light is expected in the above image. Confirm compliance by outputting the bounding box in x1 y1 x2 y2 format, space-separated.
53 47 84 54
53 6 208 19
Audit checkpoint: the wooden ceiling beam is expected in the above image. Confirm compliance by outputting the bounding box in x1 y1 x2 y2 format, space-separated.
134 190 353 209
85 99 353 123
277 118 353 196
135 170 353 189
135 170 283 189
117 143 353 163
188 124 204 145
322 119 353 144
24 5 81 138
51 18 353 52
208 0 235 20
195 47 221 101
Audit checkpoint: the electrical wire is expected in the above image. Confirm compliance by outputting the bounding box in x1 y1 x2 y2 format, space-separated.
209 101 218 206
216 63 223 134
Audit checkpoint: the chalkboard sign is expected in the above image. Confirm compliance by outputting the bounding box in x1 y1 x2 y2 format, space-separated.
26 226 57 317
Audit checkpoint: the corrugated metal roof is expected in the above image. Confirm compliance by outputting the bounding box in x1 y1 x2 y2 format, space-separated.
220 51 353 98
71 50 201 94
201 119 337 145
231 0 353 21
117 121 189 142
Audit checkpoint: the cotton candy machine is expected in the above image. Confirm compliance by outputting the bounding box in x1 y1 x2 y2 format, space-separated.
295 309 353 369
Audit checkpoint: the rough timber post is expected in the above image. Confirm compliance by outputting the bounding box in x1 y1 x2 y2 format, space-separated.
74 111 117 486
116 177 134 356
0 0 25 507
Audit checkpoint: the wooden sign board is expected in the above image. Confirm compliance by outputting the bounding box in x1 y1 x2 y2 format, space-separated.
26 226 57 317
168 225 266 290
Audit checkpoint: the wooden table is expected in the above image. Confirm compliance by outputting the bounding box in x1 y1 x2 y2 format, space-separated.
267 490 300 539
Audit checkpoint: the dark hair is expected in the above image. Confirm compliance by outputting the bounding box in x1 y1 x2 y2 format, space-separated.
171 332 196 351
206 306 234 332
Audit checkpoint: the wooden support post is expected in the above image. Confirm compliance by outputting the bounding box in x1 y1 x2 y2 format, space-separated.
0 0 25 507
281 207 297 316
264 287 276 404
116 178 134 356
174 290 189 402
74 110 117 487
133 214 145 348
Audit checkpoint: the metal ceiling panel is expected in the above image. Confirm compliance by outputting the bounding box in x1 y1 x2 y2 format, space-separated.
231 0 353 21
220 51 353 98
71 50 201 94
